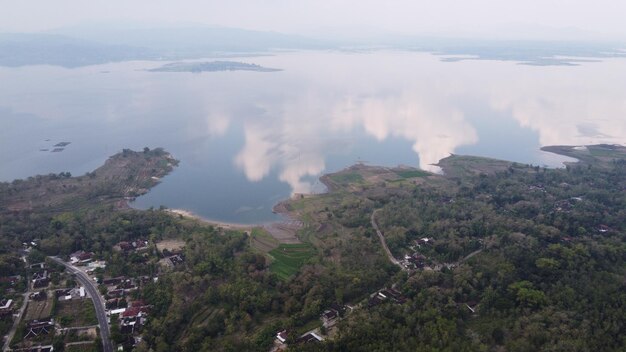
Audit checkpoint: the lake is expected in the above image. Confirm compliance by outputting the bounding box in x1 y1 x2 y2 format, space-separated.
1 51 625 223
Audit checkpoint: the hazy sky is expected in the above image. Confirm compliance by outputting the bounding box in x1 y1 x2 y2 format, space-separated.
1 0 626 40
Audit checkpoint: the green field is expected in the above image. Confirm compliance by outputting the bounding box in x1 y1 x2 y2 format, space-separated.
65 343 98 352
268 244 315 280
56 299 97 327
395 169 430 178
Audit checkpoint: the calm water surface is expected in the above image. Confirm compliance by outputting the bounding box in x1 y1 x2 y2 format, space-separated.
1 51 625 223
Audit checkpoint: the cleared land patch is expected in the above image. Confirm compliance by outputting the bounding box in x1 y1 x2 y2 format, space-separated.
56 299 98 327
24 292 54 321
156 239 185 252
268 243 316 280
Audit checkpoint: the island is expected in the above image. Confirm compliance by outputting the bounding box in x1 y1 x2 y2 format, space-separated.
148 60 282 73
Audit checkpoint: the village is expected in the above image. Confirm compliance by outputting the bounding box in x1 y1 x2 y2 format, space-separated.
0 236 187 352
0 231 481 352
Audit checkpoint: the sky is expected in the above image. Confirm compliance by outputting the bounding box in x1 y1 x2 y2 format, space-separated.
1 0 626 40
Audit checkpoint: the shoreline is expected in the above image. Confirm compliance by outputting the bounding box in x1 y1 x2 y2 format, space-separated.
165 208 256 230
164 145 588 230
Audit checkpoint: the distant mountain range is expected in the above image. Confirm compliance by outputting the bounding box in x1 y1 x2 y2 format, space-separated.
0 26 624 67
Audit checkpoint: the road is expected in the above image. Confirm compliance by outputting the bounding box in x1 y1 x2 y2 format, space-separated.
458 248 483 264
371 209 406 271
2 291 30 352
48 257 113 352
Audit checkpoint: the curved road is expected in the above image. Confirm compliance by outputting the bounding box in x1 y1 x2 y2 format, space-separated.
371 209 406 271
48 257 113 352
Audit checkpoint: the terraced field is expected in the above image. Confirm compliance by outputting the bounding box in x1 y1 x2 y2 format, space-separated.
250 228 279 253
268 243 316 280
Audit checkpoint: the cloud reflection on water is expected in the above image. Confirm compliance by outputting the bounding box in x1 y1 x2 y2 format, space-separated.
230 54 625 194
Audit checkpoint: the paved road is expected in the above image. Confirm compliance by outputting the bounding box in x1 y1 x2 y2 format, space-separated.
48 257 113 352
371 209 406 271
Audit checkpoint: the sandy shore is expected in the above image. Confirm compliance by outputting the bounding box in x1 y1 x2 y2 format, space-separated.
165 208 254 230
165 207 303 243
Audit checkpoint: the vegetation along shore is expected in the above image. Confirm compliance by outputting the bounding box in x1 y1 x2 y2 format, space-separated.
0 144 624 351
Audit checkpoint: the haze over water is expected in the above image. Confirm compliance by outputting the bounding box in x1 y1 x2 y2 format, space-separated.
1 51 625 223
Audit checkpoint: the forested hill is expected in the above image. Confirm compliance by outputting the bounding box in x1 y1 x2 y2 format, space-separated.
280 144 626 351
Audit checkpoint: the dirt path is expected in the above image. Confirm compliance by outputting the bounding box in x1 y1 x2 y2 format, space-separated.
3 291 30 351
458 248 483 264
371 209 406 271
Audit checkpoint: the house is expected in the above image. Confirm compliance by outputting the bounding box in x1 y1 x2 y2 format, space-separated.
106 298 123 310
0 275 20 286
32 271 50 288
28 346 54 352
0 299 13 316
321 308 339 326
88 260 107 269
109 308 127 316
29 262 47 270
0 299 13 310
122 307 142 319
24 319 54 339
121 306 149 320
117 279 137 290
116 239 149 252
417 238 432 246
464 300 479 314
55 288 72 298
597 224 611 233
103 277 126 286
166 254 185 267
407 253 426 268
106 289 125 299
370 288 406 306
131 239 149 251
120 321 136 334
297 332 323 344
118 242 134 252
276 330 288 344
70 251 93 264
30 291 47 300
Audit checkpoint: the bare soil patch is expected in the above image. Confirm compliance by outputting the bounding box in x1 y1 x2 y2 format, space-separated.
156 239 186 252
23 292 53 321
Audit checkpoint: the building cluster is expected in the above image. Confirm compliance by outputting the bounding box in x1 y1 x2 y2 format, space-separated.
368 287 406 307
400 237 433 270
55 286 86 301
24 318 55 339
109 299 152 348
70 250 94 265
116 239 149 252
275 329 324 346
102 276 139 299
